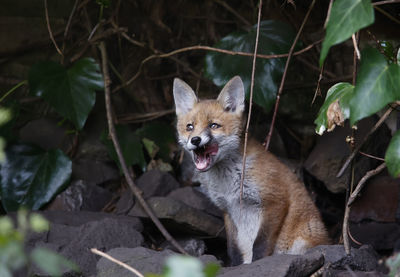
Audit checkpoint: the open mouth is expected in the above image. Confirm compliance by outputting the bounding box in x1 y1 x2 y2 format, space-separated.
193 143 219 171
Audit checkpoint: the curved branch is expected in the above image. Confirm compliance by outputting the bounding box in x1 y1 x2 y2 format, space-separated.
112 40 321 93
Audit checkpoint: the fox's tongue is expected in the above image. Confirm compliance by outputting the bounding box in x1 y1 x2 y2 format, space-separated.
194 144 218 171
195 153 210 170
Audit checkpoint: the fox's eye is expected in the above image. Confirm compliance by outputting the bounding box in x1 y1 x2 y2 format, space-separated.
210 123 221 129
186 124 194 131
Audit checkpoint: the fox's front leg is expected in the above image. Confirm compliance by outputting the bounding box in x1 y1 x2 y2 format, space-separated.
223 213 243 266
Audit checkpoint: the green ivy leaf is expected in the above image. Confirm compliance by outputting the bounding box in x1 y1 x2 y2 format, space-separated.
136 122 175 161
205 20 296 112
29 58 104 130
320 0 374 66
31 247 79 276
349 47 400 125
101 126 146 172
314 82 354 135
0 144 72 211
385 130 400 178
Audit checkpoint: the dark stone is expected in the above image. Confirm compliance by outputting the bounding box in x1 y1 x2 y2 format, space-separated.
167 186 222 218
219 251 324 277
47 180 113 212
304 118 390 193
136 169 181 199
161 237 207 257
72 159 119 185
129 196 224 237
350 174 400 223
96 247 220 277
307 245 379 272
19 118 71 151
322 269 386 277
26 212 145 277
349 222 400 251
115 189 135 215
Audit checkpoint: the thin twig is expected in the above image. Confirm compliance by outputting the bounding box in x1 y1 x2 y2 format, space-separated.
112 40 321 93
213 0 251 27
44 0 63 56
99 41 187 255
347 162 386 206
373 0 400 6
359 151 385 161
90 248 145 277
312 63 324 105
324 0 334 28
374 6 400 25
117 109 175 124
240 0 263 207
352 32 360 85
336 105 395 177
343 163 355 255
264 0 317 150
351 34 361 61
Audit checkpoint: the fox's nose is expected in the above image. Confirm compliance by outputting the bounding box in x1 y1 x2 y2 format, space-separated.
191 136 201 146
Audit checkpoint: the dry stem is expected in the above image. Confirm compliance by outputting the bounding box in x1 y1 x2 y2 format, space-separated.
91 248 144 277
347 163 386 206
112 40 321 93
336 105 395 177
240 0 263 207
44 0 63 56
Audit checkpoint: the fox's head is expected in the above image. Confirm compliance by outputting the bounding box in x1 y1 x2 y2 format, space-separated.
173 76 245 172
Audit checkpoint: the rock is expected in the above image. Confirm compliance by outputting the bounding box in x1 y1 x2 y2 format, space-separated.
72 159 119 185
322 270 386 276
115 188 135 215
161 237 207 256
19 118 71 151
350 175 400 223
96 247 220 277
129 196 224 237
307 245 379 272
31 217 144 277
39 211 143 230
349 222 400 251
167 186 222 218
25 211 144 276
136 169 181 199
47 180 113 212
304 118 390 193
219 250 324 277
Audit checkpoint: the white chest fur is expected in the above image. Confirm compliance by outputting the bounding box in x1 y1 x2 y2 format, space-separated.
195 155 262 263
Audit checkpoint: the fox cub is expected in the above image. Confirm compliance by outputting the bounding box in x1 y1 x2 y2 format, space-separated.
173 76 329 265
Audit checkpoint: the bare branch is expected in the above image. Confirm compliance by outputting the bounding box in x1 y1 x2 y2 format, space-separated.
91 248 145 277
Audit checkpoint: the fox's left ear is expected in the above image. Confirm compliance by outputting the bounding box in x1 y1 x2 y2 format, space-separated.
173 78 198 116
217 76 245 114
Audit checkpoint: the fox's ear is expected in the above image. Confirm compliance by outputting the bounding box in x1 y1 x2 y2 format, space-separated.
217 76 245 114
173 78 198 116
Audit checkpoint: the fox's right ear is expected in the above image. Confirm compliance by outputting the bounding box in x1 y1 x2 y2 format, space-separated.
173 78 198 116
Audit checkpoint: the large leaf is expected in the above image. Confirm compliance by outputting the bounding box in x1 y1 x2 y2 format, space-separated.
320 0 374 66
349 47 400 125
101 126 146 172
385 130 400 178
205 20 296 112
0 144 72 211
315 82 354 135
136 122 176 161
29 58 104 130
